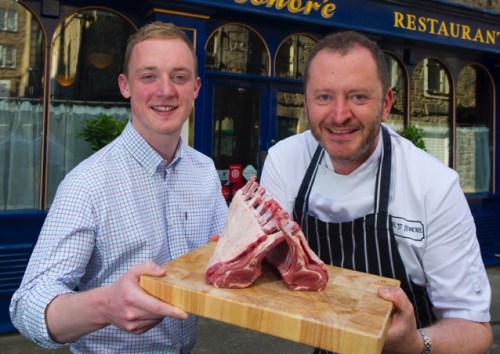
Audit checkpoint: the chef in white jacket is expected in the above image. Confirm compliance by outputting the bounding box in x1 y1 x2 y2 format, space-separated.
260 30 492 354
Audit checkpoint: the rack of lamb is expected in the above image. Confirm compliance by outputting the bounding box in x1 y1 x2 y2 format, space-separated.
205 177 328 291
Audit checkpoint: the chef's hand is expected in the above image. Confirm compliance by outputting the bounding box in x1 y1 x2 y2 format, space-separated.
210 234 221 242
377 287 424 354
105 261 188 334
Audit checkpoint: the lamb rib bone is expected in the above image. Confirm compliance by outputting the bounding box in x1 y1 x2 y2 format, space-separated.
205 176 329 291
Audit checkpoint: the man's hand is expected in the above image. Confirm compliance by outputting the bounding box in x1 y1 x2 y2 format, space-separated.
377 287 423 354
46 261 188 343
102 261 188 334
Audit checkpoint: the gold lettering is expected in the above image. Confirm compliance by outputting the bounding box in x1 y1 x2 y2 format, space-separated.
462 25 472 40
426 18 438 34
437 21 449 36
449 23 460 38
392 11 499 49
288 0 303 12
321 3 336 18
407 14 416 30
418 16 426 32
473 28 485 43
394 11 405 28
234 0 336 19
484 30 496 45
303 0 321 14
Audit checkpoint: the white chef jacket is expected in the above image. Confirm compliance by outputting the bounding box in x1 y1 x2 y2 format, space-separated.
260 124 491 322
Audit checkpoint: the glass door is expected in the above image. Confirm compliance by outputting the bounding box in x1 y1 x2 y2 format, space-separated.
211 84 262 200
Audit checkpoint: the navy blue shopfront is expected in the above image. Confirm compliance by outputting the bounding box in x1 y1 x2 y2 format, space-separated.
0 0 499 333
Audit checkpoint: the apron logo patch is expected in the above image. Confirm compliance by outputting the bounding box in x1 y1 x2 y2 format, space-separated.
391 216 425 241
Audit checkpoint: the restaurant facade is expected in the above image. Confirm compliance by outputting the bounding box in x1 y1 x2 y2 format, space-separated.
0 0 499 333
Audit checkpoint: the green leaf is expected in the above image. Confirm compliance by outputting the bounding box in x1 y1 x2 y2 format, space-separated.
77 114 128 151
398 124 427 151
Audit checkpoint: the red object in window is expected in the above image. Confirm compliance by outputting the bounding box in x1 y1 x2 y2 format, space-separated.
229 164 243 184
221 185 231 200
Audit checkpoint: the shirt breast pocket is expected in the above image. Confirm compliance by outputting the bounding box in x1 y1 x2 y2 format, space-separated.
180 207 213 250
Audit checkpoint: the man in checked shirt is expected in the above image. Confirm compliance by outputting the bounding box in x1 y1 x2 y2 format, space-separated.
10 22 228 353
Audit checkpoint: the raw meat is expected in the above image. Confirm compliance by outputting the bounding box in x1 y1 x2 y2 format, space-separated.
205 177 328 291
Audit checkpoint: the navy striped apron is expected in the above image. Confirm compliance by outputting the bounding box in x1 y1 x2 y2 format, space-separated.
293 126 435 354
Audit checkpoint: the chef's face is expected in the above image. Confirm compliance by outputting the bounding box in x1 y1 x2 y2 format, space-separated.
304 45 393 175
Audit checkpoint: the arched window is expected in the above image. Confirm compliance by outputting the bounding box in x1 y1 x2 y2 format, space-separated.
47 9 135 205
274 34 316 141
384 53 407 132
411 58 451 165
205 24 269 76
0 0 44 210
275 33 316 79
456 64 494 193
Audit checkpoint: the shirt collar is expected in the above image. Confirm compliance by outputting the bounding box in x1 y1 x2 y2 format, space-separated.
122 122 184 176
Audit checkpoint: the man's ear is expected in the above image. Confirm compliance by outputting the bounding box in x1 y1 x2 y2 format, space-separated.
118 73 131 99
381 87 394 123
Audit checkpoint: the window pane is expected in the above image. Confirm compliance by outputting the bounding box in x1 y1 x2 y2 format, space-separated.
47 9 135 206
205 24 269 76
212 86 260 191
385 53 406 132
275 34 316 80
411 59 451 165
0 0 44 210
277 91 306 141
456 65 493 193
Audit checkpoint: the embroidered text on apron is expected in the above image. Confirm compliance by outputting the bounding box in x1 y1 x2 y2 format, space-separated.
293 126 436 354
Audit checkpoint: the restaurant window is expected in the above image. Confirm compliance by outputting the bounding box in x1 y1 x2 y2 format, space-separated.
274 34 315 142
0 0 44 210
411 58 451 165
276 92 307 141
47 9 135 206
384 53 407 132
205 23 269 76
275 34 316 79
456 64 494 193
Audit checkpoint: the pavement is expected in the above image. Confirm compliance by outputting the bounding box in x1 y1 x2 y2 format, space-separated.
1 265 499 354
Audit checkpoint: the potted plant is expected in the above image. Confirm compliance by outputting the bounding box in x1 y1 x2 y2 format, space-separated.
78 113 128 151
398 124 427 151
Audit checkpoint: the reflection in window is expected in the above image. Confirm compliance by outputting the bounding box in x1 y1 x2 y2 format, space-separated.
205 24 269 76
277 92 306 141
411 59 451 165
48 9 135 205
212 87 259 172
456 65 493 193
0 0 44 210
275 34 316 79
385 53 406 132
0 6 18 31
0 44 16 68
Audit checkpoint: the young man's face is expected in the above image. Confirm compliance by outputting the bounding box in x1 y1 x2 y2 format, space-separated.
118 37 200 147
305 45 393 175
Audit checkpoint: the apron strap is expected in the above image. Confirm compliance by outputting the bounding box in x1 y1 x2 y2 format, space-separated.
295 144 324 218
374 125 392 214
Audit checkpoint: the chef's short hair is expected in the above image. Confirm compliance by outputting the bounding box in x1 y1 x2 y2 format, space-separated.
303 31 390 93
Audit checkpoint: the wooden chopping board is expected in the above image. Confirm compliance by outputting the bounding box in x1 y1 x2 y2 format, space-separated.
140 242 399 354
